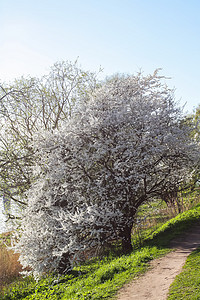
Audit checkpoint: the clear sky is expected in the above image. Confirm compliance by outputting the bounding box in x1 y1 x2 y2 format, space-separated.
1 0 200 113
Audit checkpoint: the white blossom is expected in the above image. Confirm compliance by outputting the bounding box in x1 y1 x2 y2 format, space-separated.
12 71 199 277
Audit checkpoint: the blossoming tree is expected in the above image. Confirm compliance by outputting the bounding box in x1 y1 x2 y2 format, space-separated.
13 70 199 277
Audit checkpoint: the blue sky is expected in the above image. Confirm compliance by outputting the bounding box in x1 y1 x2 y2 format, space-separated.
1 0 200 113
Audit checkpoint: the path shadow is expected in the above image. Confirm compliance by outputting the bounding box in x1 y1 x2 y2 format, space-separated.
169 224 200 253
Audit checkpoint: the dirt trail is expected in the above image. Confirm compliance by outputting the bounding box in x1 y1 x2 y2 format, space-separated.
117 224 200 300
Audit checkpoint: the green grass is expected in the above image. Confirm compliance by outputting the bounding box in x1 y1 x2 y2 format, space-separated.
1 247 169 300
132 203 200 249
144 203 200 246
167 248 200 300
1 203 200 300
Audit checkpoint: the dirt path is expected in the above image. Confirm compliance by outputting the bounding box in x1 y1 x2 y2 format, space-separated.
117 224 200 300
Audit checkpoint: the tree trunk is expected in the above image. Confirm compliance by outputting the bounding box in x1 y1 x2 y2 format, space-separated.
121 224 133 253
57 252 71 274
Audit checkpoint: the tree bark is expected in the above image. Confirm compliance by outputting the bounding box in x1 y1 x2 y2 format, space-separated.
57 252 71 274
121 224 133 253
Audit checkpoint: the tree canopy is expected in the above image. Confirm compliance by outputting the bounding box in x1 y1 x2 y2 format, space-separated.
12 70 199 277
0 60 99 207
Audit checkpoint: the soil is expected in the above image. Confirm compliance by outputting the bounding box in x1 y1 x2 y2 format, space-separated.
117 224 200 300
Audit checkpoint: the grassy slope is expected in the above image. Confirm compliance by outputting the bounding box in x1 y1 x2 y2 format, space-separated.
1 204 200 300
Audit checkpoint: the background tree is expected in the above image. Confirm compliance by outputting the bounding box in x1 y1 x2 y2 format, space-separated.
13 70 199 277
175 104 200 203
0 60 100 209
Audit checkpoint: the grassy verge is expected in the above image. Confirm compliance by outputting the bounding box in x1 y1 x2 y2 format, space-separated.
167 247 200 300
1 204 200 300
133 203 200 249
143 203 200 246
0 247 169 300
